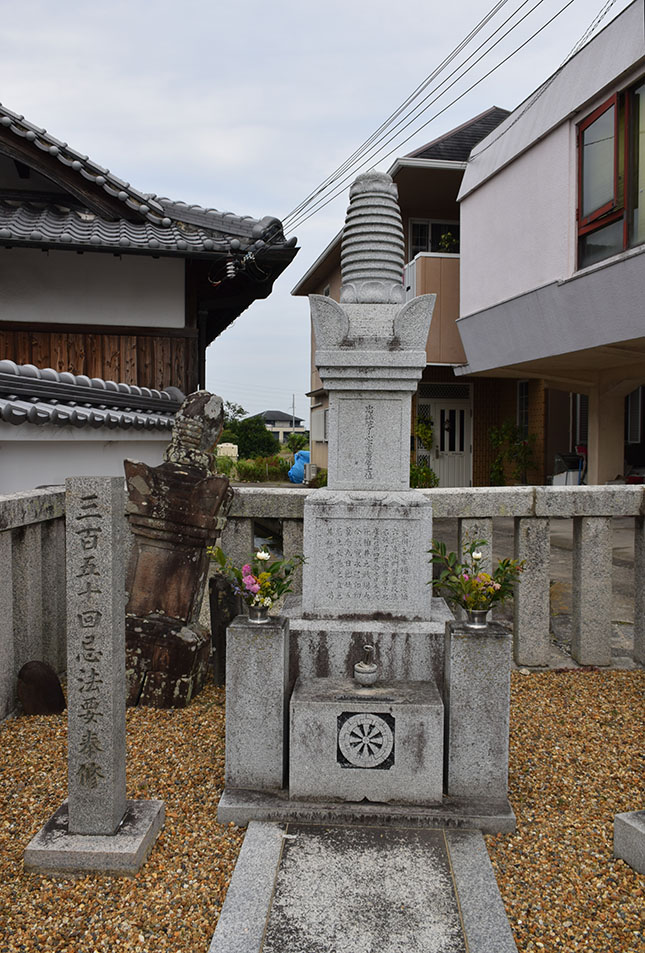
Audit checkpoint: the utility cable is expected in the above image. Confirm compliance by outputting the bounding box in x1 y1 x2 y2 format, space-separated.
283 0 545 229
283 0 514 226
285 0 578 234
470 0 620 160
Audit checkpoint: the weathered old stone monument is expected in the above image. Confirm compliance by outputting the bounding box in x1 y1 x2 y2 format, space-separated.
218 171 514 831
211 172 518 953
25 477 164 875
124 391 231 708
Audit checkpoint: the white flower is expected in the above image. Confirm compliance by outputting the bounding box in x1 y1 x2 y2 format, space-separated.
263 597 273 607
472 550 482 561
256 551 270 561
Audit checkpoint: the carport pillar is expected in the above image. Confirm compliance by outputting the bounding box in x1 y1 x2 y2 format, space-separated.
586 390 624 486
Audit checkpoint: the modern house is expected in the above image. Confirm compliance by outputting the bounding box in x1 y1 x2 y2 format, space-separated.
260 410 306 445
0 102 297 490
456 0 645 486
293 107 523 487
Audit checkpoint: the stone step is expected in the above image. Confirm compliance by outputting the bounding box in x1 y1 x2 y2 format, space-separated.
209 821 518 953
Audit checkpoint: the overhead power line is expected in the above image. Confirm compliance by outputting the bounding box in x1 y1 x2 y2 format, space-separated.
284 0 578 234
282 0 545 230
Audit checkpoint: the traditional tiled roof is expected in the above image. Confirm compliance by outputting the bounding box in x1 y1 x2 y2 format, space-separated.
0 102 296 257
406 106 511 163
0 360 183 431
260 410 304 425
0 199 248 256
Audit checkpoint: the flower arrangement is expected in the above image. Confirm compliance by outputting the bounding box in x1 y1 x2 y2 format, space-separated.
209 545 304 609
428 539 524 611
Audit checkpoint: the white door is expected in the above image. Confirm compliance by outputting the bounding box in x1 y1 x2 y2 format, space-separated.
417 398 472 487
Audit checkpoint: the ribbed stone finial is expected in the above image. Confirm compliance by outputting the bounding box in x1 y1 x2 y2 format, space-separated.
340 171 405 304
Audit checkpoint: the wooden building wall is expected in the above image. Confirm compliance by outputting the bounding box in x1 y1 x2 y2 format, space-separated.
0 323 199 394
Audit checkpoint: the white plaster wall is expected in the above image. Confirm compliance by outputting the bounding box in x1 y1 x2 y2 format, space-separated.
0 248 185 327
460 123 572 316
0 428 168 493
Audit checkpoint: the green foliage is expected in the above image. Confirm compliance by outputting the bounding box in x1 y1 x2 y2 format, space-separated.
428 538 524 611
232 416 280 458
208 545 304 608
219 428 239 446
489 419 536 485
415 416 434 452
215 454 235 476
410 461 439 488
235 455 290 483
308 467 328 488
437 230 459 253
223 401 247 424
286 432 309 453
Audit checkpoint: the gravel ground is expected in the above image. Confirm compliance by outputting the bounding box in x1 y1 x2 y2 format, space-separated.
1 670 643 953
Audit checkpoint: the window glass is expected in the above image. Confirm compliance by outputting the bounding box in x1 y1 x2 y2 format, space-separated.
581 104 616 219
410 222 430 257
431 222 460 253
579 218 624 268
630 83 645 246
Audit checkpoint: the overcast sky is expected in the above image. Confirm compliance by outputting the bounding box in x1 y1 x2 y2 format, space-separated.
0 0 634 420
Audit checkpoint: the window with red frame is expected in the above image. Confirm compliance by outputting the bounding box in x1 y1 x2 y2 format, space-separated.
578 79 645 268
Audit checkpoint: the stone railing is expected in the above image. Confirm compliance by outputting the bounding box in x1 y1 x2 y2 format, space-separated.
222 485 645 669
2 482 642 719
0 486 66 719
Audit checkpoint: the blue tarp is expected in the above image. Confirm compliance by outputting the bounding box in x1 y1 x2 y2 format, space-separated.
288 450 310 484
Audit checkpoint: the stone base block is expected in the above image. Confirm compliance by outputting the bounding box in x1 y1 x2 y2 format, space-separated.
289 678 443 805
126 614 211 708
217 788 515 833
614 810 645 874
24 799 165 876
284 597 452 692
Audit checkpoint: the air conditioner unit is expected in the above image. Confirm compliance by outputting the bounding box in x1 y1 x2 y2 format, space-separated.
304 463 318 483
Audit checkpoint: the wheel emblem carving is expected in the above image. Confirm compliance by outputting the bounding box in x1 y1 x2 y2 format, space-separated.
337 712 394 768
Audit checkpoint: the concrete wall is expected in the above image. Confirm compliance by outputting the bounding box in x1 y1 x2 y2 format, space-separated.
0 488 66 719
0 248 185 328
460 124 572 316
0 428 168 494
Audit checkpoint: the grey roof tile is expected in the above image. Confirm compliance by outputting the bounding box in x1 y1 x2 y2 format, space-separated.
0 102 292 246
0 360 182 432
406 106 511 163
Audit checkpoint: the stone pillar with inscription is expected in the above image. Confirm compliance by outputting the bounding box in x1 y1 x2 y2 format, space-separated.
24 477 164 876
285 172 449 686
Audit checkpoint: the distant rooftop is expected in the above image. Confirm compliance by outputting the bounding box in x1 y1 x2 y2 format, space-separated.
406 106 511 163
260 410 305 425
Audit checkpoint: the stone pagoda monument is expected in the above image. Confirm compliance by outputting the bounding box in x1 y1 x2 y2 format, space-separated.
219 172 514 832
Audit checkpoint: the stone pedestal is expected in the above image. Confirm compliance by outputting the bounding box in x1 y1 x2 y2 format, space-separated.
225 615 289 793
444 621 512 800
289 678 444 805
301 490 433 619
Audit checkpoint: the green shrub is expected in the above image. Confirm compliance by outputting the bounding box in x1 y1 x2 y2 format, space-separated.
309 467 328 488
215 454 235 477
236 455 290 483
410 461 440 488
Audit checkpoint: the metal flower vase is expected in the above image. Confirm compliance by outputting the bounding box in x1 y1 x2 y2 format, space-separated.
465 608 489 630
248 605 270 624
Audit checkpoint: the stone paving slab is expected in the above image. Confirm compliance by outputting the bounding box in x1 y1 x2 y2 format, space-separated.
209 821 517 953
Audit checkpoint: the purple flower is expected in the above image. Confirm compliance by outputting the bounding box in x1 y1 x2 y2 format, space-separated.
242 564 251 575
